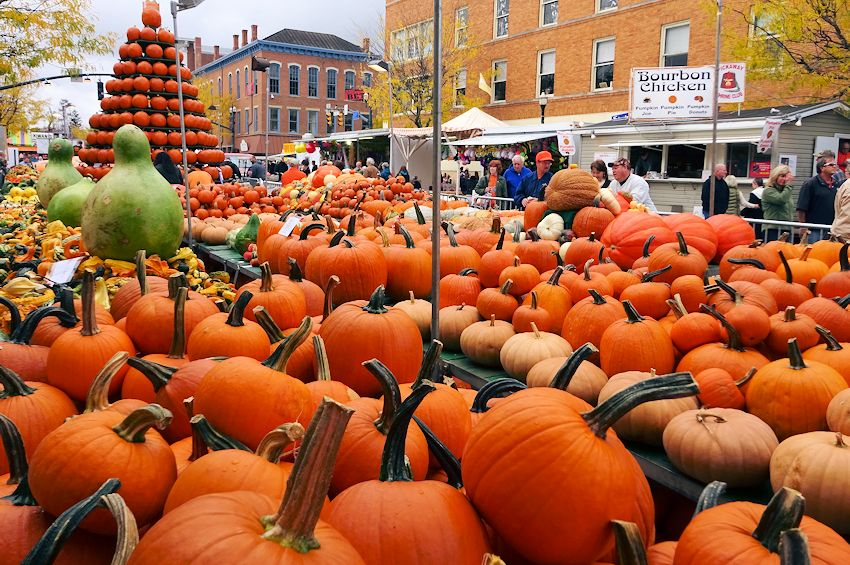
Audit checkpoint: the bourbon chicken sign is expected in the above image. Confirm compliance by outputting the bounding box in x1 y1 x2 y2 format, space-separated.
630 66 716 121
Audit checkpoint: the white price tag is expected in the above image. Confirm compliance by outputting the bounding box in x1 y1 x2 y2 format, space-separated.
45 256 86 285
278 215 302 237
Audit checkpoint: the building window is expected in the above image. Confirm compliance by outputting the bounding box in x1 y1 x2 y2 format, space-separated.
269 107 280 132
269 63 280 95
361 112 372 129
327 69 337 99
454 69 467 106
253 107 258 133
307 67 319 97
455 7 468 46
662 22 690 67
592 38 615 90
362 72 372 87
344 70 355 91
344 113 353 132
289 65 300 96
751 10 783 62
492 60 507 102
217 77 222 96
307 110 319 136
541 0 558 26
234 111 240 134
667 144 705 178
253 71 258 95
391 20 434 61
236 69 240 98
597 0 617 12
244 109 249 133
628 146 663 176
495 0 509 38
228 73 232 96
244 66 248 94
391 30 404 61
727 143 759 178
288 109 299 134
537 50 555 96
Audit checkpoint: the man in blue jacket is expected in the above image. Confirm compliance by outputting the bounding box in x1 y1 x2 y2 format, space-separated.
504 154 533 201
514 151 554 209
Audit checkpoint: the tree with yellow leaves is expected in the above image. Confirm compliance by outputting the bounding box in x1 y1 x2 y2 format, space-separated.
195 77 236 149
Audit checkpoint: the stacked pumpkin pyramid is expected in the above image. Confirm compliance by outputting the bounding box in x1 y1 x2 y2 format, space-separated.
78 2 228 180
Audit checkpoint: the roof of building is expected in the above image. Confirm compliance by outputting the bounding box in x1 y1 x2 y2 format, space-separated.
263 29 363 53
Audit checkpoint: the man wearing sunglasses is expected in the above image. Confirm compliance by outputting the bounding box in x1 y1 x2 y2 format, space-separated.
797 156 838 241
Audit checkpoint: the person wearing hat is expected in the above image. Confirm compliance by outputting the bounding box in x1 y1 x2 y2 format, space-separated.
474 159 508 209
514 150 554 209
608 157 658 212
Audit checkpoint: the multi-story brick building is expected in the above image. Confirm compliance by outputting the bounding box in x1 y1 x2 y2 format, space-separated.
190 25 372 155
385 0 815 126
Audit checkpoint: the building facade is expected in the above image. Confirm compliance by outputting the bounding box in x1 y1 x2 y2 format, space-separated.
191 25 373 155
385 0 814 126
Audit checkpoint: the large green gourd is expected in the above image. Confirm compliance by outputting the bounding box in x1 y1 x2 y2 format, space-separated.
36 138 83 206
47 177 95 227
81 125 184 261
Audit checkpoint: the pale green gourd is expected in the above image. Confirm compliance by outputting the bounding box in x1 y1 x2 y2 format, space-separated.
36 138 83 206
47 177 95 227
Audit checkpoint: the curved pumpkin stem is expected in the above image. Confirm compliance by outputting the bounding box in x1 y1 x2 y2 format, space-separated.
80 270 100 337
641 234 656 259
779 529 811 565
641 264 672 283
380 381 435 482
728 257 766 270
838 243 849 273
815 325 843 351
363 358 402 435
443 221 460 247
133 249 149 297
328 229 346 248
752 487 806 554
528 291 540 310
700 303 746 352
0 414 28 487
0 296 21 336
287 257 305 283
582 372 698 438
362 285 388 314
666 295 688 319
112 404 173 443
225 291 252 328
778 251 794 285
167 287 188 359
470 378 527 414
588 288 607 305
413 201 426 225
621 300 645 324
837 293 850 309
262 399 354 552
399 225 416 249
0 365 37 397
583 259 595 280
264 316 313 373
498 279 513 296
54 287 80 324
527 228 541 242
547 265 565 286
414 415 462 489
413 339 443 388
787 338 807 370
255 423 305 463
693 481 727 517
313 335 332 381
611 520 649 565
495 228 506 251
253 306 285 342
322 275 340 322
8 306 76 345
188 414 250 461
675 231 690 255
258 262 276 292
299 223 326 241
735 367 757 388
549 343 599 390
84 351 130 413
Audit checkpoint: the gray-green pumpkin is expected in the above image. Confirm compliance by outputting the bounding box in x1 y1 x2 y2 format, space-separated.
36 138 83 206
47 177 95 227
81 125 184 261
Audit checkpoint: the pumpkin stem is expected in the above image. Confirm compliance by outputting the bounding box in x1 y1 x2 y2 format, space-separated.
188 414 249 461
667 295 687 319
549 343 599 390
313 335 332 381
752 487 806 554
213 299 227 313
255 423 305 463
262 399 354 551
814 326 843 351
694 481 727 516
84 351 130 413
778 251 794 285
495 228 506 250
588 288 607 305
413 201 426 224
837 293 850 308
80 270 99 337
583 259 594 280
530 321 541 339
328 230 345 247
0 365 37 397
621 300 645 324
322 275 340 322
782 306 797 323
287 258 304 282
167 287 188 359
527 228 541 242
254 306 286 342
700 304 746 352
554 250 565 267
414 415 462 488
0 414 28 487
834 432 846 448
134 249 148 295
264 316 313 373
582 372 698 438
362 285 388 314
166 272 183 300
443 221 460 247
529 291 539 310
259 262 275 292
341 238 355 249
839 243 849 272
54 287 80 324
20 478 125 565
512 256 521 268
125 357 176 393
735 367 757 388
379 381 435 482
470 378 526 413
225 290 252 328
787 338 806 370
299 223 326 241
547 265 565 286
399 225 416 248
0 296 21 336
611 520 648 565
641 235 656 258
8 306 76 345
345 214 357 237
675 231 690 255
799 246 812 262
641 265 672 283
413 340 443 388
779 529 811 565
363 358 402 435
499 279 513 295
112 404 173 443
407 290 416 304
323 216 336 234
728 257 766 270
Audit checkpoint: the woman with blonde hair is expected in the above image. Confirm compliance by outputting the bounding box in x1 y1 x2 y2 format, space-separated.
761 164 795 241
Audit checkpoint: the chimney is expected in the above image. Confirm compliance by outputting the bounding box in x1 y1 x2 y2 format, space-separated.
214 45 220 60
233 34 239 50
193 37 202 70
241 29 248 47
186 41 195 71
251 24 258 42
362 37 371 54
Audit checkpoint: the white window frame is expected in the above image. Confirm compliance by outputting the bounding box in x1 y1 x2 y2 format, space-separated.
537 49 556 97
362 71 373 87
494 0 509 39
540 0 558 27
343 69 356 91
592 37 615 92
268 63 281 95
306 109 319 136
492 59 507 103
326 67 338 99
596 0 618 13
455 7 468 47
253 106 259 133
268 105 281 133
660 21 690 67
307 66 319 98
454 68 467 107
288 64 301 97
288 108 299 134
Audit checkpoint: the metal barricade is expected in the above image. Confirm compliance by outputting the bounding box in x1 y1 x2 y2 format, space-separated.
428 192 517 211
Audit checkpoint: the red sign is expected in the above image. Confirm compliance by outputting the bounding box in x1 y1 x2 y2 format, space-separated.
750 160 771 178
345 89 364 101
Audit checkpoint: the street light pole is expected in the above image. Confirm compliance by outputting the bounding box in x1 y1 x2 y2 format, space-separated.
431 0 442 348
539 96 548 125
387 64 394 173
708 0 723 218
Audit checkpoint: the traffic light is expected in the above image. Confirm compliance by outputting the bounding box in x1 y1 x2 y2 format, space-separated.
337 112 343 128
96 81 104 100
326 112 333 127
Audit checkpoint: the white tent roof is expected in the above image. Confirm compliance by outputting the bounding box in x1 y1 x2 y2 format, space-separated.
442 107 508 133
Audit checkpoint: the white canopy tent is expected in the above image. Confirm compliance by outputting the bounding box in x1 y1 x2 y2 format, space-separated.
442 107 508 134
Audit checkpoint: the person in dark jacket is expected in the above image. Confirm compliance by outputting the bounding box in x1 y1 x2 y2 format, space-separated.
701 164 729 217
397 165 411 182
514 151 554 209
154 151 183 184
222 159 242 179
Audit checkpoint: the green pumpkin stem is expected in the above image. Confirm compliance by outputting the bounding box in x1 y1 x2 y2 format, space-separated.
547 265 565 286
621 300 645 323
362 285 388 314
259 262 275 292
752 487 806 553
299 223 326 240
287 258 305 283
167 287 188 359
80 270 99 337
554 250 565 267
134 249 148 295
399 225 416 248
414 415 462 488
264 316 313 373
814 326 843 351
322 275 340 322
459 268 478 277
443 221 460 247
693 481 727 516
700 304 746 352
499 279 513 295
641 235 656 258
0 414 28 487
188 414 249 461
787 338 806 370
84 351 130 413
641 264 672 283
345 215 357 237
611 520 648 565
495 228 506 251
529 291 540 310
549 343 599 390
313 335 332 381
582 372 698 438
262 399 354 552
0 365 37 396
9 306 76 345
341 238 355 249
126 357 176 393
112 404 173 443
255 423 305 463
363 358 402 435
838 243 849 272
379 381 435 482
225 291 252 328
55 287 80 324
470 378 526 414
0 296 21 336
254 306 286 342
413 340 443 387
779 529 811 565
21 479 126 565
837 293 850 308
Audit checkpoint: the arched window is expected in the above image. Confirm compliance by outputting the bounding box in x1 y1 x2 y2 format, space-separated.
344 70 355 90
327 69 337 99
269 63 281 95
289 64 300 96
235 69 240 98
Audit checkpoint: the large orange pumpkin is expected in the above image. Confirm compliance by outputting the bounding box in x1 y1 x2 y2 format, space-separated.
602 213 676 269
706 213 756 262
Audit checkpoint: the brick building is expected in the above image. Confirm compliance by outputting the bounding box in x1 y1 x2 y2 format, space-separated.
385 0 812 126
190 25 373 155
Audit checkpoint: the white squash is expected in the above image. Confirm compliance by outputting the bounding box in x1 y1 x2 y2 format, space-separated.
536 213 564 241
559 240 572 260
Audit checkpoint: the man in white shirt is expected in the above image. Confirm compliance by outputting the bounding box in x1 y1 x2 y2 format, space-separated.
608 157 658 212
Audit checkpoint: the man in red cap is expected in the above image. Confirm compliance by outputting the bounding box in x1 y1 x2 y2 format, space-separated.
514 150 554 209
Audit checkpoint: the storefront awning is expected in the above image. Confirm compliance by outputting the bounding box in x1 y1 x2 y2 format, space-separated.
447 131 554 146
602 135 760 148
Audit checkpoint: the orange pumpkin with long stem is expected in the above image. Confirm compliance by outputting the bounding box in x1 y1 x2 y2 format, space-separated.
796 294 850 342
109 250 168 320
82 352 146 416
30 287 110 347
265 223 327 275
476 278 520 321
648 231 708 284
708 278 778 316
667 295 722 353
719 240 780 280
380 225 432 300
499 256 539 297
803 326 850 385
568 258 614 301
171 413 250 475
512 290 553 333
186 290 271 361
562 289 626 357
0 301 75 382
235 262 307 328
563 232 605 274
600 300 675 375
516 228 559 272
818 242 850 298
776 245 829 285
761 251 814 309
662 213 718 261
438 222 481 278
305 335 359 407
521 265 573 332
285 258 325 317
253 306 317 383
764 306 818 356
727 258 781 284
307 234 388 304
619 266 673 320
479 228 515 288
629 234 655 271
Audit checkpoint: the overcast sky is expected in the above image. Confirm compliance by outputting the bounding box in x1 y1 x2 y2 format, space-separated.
33 0 385 127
